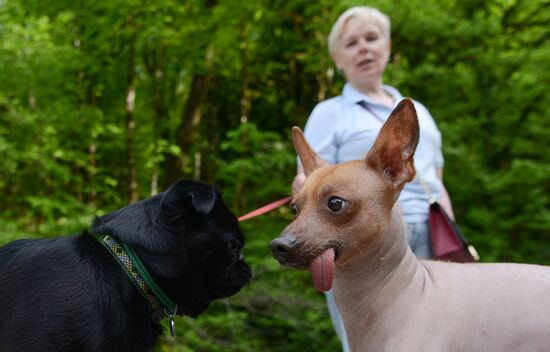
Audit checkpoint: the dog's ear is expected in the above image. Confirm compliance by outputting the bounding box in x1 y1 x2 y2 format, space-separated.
365 99 419 190
162 180 218 217
292 126 329 176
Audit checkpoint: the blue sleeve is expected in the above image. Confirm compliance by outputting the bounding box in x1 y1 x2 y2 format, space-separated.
415 100 444 168
302 102 338 164
435 140 444 167
430 112 444 168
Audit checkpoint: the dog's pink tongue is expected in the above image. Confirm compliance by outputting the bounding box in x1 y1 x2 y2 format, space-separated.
309 248 335 292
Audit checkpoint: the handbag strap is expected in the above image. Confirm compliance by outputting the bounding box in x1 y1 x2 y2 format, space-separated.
416 175 437 204
357 100 386 124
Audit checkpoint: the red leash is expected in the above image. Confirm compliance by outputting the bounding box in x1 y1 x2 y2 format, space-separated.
238 196 292 222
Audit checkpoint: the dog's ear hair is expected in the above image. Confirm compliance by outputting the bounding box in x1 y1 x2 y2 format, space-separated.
365 99 419 190
292 126 329 176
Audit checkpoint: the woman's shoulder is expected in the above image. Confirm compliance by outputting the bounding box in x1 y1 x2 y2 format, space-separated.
409 99 429 115
386 85 439 130
312 95 346 111
409 99 436 122
407 99 441 133
384 85 429 115
307 95 347 121
304 95 352 134
395 95 433 120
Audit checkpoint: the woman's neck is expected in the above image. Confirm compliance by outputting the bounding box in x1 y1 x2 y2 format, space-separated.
352 81 394 107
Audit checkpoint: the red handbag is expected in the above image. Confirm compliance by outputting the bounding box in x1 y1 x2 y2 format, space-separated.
429 201 479 262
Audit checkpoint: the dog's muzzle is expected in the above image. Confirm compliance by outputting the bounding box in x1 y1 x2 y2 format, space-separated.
269 235 300 266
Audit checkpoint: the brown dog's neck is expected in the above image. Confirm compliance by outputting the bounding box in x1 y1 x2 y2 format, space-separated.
332 207 426 337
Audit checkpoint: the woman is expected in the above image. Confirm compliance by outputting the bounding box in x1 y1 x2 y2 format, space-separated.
292 6 455 351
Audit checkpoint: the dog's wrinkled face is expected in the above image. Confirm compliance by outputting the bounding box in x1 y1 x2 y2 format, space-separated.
93 180 252 318
163 181 252 316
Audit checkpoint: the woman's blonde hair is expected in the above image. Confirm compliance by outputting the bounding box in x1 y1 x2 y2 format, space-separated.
328 6 391 59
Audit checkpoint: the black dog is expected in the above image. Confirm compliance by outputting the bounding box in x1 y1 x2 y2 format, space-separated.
0 179 251 352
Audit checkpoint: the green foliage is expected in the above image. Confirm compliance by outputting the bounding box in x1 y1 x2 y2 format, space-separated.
0 0 549 350
215 122 295 211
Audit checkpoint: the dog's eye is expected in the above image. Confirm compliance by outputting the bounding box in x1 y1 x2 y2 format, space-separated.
290 203 300 217
327 197 346 212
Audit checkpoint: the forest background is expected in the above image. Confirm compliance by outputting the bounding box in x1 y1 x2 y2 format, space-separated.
0 0 548 351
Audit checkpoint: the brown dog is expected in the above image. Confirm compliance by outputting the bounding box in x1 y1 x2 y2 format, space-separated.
270 99 550 352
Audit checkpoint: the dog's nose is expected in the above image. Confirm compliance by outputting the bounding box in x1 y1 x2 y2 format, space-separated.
270 236 297 259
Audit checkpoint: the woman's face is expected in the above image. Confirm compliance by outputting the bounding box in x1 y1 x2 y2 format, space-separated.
334 17 391 88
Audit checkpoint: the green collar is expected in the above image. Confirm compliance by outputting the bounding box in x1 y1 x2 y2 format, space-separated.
97 234 178 336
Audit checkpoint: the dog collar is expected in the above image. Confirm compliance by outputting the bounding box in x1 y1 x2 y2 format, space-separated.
96 234 178 336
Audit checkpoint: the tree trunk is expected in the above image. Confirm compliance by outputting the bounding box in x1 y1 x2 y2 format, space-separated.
233 18 250 210
239 19 250 124
162 0 218 188
125 36 139 203
163 69 213 188
143 45 168 196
